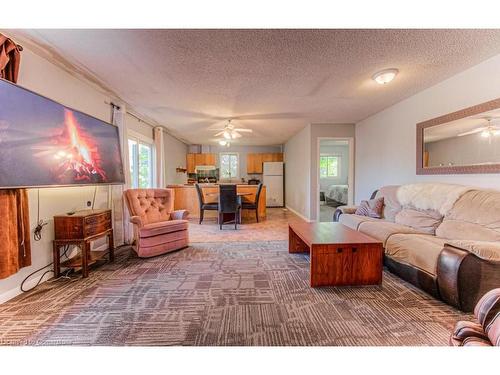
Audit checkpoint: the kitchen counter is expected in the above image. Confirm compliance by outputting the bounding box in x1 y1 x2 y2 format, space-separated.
166 184 266 221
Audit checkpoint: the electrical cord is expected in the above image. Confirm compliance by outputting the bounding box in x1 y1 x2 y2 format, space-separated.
20 245 72 293
33 189 48 241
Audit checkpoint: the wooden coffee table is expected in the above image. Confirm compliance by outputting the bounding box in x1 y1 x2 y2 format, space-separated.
288 222 383 287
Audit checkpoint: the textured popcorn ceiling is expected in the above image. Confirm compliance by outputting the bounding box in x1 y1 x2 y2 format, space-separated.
9 29 500 145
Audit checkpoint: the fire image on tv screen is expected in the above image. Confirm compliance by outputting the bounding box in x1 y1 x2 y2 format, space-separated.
0 79 125 188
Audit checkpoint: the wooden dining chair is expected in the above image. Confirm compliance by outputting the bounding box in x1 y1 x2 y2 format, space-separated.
195 183 218 224
218 184 241 230
242 183 263 222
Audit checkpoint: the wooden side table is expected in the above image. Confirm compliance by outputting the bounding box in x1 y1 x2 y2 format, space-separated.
53 209 114 278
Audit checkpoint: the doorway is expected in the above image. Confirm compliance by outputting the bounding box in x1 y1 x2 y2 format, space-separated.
317 138 354 222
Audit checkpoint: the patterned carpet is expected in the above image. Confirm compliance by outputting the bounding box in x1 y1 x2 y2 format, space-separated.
0 241 470 346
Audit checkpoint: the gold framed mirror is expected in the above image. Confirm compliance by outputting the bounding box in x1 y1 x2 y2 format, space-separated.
417 98 500 175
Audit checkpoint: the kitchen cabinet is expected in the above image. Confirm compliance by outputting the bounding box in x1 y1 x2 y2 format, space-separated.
187 153 196 173
187 153 216 173
247 153 283 174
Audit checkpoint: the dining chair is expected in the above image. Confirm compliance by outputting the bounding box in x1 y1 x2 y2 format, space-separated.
218 184 241 230
195 183 218 224
242 183 263 222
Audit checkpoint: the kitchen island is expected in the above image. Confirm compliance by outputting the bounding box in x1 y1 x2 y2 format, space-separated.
167 184 266 222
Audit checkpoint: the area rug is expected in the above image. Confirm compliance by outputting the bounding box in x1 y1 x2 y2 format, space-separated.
0 241 470 346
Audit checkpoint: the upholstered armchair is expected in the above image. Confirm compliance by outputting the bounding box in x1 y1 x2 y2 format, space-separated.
124 188 189 258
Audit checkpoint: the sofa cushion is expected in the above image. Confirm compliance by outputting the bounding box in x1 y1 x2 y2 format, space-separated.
139 219 188 238
358 221 425 246
338 214 382 230
385 234 447 276
374 185 402 222
436 190 500 241
395 207 443 235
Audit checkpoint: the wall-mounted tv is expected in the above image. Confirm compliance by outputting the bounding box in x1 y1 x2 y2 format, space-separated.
0 78 125 188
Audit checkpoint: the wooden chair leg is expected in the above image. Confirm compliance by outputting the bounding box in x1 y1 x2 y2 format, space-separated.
199 209 204 224
255 209 259 223
219 213 222 230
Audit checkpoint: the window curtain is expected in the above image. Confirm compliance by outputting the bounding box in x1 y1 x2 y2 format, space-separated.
153 127 165 188
0 33 31 279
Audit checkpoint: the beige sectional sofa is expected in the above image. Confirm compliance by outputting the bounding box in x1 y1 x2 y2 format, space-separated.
335 184 500 312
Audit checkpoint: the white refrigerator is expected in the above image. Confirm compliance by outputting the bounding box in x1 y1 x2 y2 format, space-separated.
263 162 284 207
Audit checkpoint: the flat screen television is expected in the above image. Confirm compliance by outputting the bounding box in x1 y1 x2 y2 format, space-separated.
0 78 125 188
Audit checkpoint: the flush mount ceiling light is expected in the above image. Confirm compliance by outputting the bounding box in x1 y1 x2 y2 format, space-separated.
372 68 399 85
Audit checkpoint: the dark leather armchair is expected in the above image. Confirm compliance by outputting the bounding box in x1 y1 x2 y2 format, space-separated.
449 288 500 346
195 183 218 224
242 183 263 222
218 184 241 230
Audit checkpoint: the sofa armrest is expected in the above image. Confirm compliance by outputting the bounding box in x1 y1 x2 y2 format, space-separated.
129 215 144 228
437 244 500 312
170 209 189 220
333 205 358 222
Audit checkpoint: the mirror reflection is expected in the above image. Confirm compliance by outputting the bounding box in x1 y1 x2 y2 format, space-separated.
423 108 500 168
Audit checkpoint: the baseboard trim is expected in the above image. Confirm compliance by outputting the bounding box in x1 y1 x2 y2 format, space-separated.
285 205 313 222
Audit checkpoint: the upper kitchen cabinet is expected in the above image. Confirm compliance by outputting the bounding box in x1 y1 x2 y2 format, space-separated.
247 153 283 174
187 153 216 173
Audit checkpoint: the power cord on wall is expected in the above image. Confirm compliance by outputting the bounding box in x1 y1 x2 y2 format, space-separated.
33 189 48 241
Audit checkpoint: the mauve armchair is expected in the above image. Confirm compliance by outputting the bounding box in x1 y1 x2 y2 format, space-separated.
124 188 189 258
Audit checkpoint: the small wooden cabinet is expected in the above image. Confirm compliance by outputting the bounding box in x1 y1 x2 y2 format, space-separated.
187 153 216 173
53 209 114 278
247 153 283 174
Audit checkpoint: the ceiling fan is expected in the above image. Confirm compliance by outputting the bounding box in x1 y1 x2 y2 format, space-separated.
213 119 253 143
458 117 500 138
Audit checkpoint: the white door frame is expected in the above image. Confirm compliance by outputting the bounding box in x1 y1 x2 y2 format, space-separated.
316 137 354 222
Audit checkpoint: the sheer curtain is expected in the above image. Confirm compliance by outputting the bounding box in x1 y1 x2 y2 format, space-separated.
110 104 132 245
154 127 165 188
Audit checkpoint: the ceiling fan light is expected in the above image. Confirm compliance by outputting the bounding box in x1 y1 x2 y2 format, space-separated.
372 68 399 85
481 130 490 138
218 140 227 146
223 131 231 139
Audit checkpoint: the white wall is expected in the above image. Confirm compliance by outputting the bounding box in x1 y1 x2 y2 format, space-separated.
356 53 500 202
309 124 355 221
284 125 311 220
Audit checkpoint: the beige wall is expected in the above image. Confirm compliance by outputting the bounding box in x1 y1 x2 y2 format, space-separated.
355 53 500 202
164 133 188 185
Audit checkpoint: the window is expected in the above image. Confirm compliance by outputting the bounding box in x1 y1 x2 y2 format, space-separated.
320 155 340 178
128 135 154 188
219 152 239 180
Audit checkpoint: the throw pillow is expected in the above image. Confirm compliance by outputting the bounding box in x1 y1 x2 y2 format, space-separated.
355 197 384 218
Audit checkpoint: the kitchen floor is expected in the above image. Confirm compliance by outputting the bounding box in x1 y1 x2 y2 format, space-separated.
188 207 302 242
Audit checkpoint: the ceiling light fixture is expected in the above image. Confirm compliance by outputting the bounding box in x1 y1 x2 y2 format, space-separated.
218 140 227 146
372 68 399 85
